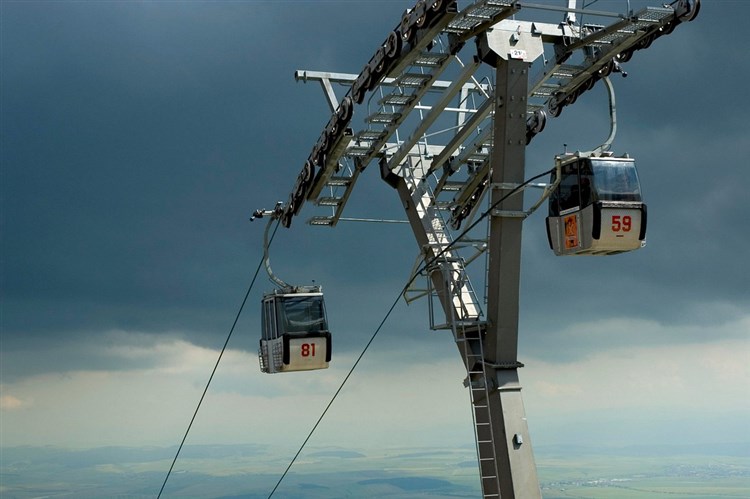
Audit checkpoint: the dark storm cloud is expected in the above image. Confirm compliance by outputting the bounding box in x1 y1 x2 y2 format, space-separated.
2 1 748 380
517 2 750 355
1 1 394 345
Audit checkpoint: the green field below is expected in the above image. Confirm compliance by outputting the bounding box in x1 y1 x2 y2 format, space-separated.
1 444 748 498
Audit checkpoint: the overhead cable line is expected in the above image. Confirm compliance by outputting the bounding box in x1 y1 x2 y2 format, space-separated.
267 167 554 498
157 219 281 499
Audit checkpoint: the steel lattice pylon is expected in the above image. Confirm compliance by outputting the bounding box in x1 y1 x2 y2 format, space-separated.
259 1 700 496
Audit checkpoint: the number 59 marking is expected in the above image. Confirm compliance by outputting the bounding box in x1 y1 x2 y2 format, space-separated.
611 215 632 232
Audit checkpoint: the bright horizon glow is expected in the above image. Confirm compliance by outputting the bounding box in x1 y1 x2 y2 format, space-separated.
2 315 748 449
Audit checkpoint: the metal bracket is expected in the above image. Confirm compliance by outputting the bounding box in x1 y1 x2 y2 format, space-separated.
487 361 525 369
491 210 528 218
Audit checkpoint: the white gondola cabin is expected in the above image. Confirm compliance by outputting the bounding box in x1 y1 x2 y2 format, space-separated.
259 287 331 374
546 153 647 256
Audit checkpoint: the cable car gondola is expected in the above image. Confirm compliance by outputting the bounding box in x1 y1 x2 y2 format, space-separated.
259 286 331 374
546 152 647 256
252 206 332 374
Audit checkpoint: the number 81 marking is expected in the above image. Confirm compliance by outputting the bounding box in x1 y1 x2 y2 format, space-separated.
611 215 632 232
301 343 316 357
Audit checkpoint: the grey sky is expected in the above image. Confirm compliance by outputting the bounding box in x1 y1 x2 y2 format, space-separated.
2 0 748 453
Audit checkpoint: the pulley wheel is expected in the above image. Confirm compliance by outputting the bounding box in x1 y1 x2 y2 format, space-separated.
374 47 386 76
415 0 427 28
291 182 306 215
311 143 322 166
526 109 546 144
385 30 401 60
281 209 293 228
584 74 597 91
597 60 614 77
680 0 700 22
337 96 353 124
659 21 677 35
616 49 633 63
637 33 655 50
328 120 338 138
401 13 413 42
530 109 547 134
360 64 373 92
352 83 365 105
564 90 578 106
548 100 562 118
302 160 314 184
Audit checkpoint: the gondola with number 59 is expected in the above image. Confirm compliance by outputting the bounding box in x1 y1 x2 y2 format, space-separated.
546 152 647 256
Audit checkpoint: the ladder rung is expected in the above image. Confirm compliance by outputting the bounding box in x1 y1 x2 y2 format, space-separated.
308 216 334 226
326 176 351 187
398 73 432 87
366 112 402 124
380 94 414 106
414 52 449 67
442 180 465 191
345 146 372 157
552 64 585 78
317 197 342 206
356 130 384 141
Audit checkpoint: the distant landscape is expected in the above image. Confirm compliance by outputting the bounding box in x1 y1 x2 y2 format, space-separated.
2 442 748 498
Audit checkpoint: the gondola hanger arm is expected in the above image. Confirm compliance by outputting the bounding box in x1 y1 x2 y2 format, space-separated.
250 202 294 292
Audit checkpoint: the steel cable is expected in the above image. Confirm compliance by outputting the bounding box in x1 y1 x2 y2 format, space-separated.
267 167 553 497
157 219 281 498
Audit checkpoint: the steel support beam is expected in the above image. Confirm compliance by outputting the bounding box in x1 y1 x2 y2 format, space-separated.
482 58 541 498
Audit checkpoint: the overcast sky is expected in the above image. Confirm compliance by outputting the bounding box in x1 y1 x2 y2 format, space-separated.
2 0 748 472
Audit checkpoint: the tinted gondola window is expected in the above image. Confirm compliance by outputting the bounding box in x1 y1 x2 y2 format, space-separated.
262 299 276 340
592 160 642 202
548 169 560 216
558 162 581 213
579 160 594 206
278 296 328 334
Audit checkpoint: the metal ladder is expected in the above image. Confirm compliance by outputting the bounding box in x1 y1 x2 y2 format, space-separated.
463 328 501 498
404 154 486 327
437 259 499 498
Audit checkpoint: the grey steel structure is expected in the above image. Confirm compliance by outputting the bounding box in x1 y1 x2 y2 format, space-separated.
257 1 699 497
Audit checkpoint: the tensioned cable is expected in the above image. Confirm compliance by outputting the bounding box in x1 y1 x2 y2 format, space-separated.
267 167 554 498
157 219 281 499
266 274 405 499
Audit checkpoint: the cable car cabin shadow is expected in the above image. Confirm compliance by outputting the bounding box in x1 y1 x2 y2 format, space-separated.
259 287 332 374
546 153 647 256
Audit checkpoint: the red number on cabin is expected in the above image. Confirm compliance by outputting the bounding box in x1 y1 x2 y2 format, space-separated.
301 343 316 357
611 215 632 232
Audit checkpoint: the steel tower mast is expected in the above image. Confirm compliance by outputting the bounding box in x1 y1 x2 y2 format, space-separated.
256 1 700 496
